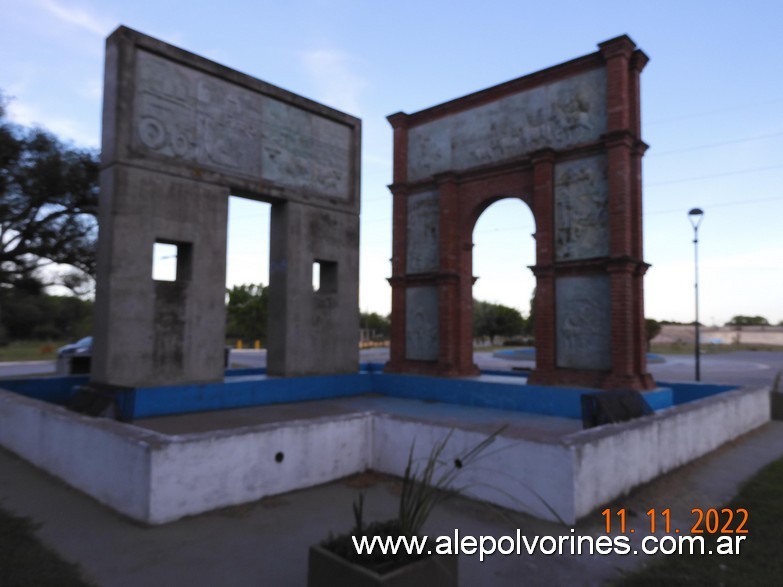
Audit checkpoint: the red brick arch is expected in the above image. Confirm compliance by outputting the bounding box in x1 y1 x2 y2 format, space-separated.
386 36 655 390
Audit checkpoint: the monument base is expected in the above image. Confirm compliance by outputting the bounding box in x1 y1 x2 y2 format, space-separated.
527 367 656 391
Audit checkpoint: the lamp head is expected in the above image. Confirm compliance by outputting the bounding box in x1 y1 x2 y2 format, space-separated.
688 207 704 229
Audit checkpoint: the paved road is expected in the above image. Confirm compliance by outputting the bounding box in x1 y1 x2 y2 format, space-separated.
3 349 781 390
0 360 56 378
649 351 783 389
232 347 783 389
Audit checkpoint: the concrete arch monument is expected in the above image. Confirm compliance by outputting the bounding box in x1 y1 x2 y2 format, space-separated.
93 27 361 387
386 35 654 390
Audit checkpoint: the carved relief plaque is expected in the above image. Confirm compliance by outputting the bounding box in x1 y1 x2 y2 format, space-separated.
407 68 606 182
133 50 352 199
556 275 611 370
554 154 609 261
406 286 439 361
406 191 440 274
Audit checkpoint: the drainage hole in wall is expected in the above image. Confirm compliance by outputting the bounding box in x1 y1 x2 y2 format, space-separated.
275 452 284 463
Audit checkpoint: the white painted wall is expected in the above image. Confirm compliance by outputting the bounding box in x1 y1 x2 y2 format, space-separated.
570 387 771 519
370 416 575 523
148 414 373 523
0 386 771 525
0 389 155 521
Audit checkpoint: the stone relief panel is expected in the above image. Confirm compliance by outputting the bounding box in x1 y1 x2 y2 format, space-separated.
554 154 609 261
406 190 440 274
406 286 439 361
555 275 611 370
407 68 606 182
133 50 352 200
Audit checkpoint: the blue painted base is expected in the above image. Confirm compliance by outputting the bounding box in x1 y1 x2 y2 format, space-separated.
0 366 736 422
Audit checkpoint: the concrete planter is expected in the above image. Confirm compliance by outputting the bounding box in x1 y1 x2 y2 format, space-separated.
307 544 458 587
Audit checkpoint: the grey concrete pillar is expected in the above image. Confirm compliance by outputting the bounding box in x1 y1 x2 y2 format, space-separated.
267 201 359 376
92 166 229 387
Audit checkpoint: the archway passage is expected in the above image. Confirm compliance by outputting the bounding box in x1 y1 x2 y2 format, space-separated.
472 198 536 347
386 35 655 391
93 27 361 388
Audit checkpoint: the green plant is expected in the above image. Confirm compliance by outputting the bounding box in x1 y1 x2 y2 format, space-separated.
321 426 507 575
352 491 365 535
397 427 505 537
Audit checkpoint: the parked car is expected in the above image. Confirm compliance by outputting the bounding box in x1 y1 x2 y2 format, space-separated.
56 336 92 375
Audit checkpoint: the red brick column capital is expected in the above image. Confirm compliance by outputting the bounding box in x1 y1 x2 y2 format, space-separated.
598 35 637 61
387 112 409 185
630 49 650 73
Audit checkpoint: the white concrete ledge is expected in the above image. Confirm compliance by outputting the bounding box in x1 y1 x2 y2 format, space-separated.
0 386 771 525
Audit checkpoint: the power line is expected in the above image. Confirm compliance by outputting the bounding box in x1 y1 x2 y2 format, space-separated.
647 130 783 158
645 97 783 127
645 163 783 188
645 195 783 216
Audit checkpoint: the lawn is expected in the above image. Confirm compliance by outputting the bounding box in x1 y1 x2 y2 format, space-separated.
0 340 66 362
614 456 783 585
650 342 782 355
0 508 94 587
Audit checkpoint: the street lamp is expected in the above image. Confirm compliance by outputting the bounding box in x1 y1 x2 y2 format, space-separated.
688 208 704 381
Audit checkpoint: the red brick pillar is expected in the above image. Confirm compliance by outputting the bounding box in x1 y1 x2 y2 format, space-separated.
600 37 655 390
630 50 655 388
605 133 636 387
527 149 556 385
437 173 478 375
386 113 409 371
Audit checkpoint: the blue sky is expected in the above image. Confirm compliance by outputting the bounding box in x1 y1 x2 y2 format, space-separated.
2 0 781 325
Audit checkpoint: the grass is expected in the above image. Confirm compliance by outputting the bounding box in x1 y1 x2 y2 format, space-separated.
614 456 783 586
477 343 782 355
650 342 781 355
0 507 94 586
0 340 66 362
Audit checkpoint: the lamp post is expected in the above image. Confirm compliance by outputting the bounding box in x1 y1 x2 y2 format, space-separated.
688 208 704 382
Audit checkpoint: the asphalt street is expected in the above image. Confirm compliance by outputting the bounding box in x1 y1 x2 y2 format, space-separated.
3 348 782 390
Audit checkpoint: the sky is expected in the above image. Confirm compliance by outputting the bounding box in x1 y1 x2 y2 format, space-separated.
1 0 782 326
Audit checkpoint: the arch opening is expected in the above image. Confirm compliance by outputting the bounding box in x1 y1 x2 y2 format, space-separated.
471 198 536 349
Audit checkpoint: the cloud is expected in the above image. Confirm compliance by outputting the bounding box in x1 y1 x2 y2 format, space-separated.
300 49 366 115
7 100 99 147
37 0 113 37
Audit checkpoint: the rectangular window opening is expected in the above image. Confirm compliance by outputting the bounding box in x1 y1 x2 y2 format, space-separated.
153 240 192 282
313 259 338 294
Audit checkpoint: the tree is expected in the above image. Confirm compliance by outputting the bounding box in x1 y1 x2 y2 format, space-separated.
360 312 390 339
0 278 92 341
645 318 662 350
726 315 770 327
0 93 99 294
225 284 268 343
473 300 526 344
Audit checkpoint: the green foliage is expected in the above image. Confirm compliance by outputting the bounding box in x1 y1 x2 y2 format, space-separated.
726 315 770 326
0 92 99 293
397 427 504 537
615 457 783 586
359 312 390 339
0 285 92 341
645 318 662 348
473 299 527 343
225 283 268 343
323 427 506 575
